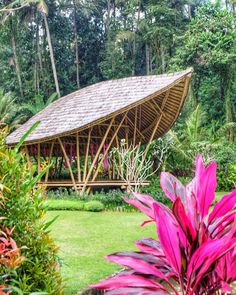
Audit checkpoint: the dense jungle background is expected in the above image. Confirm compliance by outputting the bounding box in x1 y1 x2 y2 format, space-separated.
0 0 236 190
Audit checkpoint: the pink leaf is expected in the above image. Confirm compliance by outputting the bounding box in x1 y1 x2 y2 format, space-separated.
160 172 185 203
153 203 181 274
208 189 236 224
195 155 217 219
106 254 168 281
90 274 165 290
106 288 171 295
135 239 166 258
173 197 196 243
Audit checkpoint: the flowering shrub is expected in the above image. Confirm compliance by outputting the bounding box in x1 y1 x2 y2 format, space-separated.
91 155 236 294
0 226 25 294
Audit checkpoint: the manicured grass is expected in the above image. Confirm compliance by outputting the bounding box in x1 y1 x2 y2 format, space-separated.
45 199 85 211
48 211 155 295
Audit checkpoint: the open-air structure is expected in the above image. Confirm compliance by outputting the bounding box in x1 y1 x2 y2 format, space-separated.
7 69 192 193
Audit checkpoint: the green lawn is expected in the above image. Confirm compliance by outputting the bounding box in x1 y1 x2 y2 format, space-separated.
48 211 155 295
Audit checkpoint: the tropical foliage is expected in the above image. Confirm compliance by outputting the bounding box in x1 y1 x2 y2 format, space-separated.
0 226 25 295
91 155 236 294
0 127 63 294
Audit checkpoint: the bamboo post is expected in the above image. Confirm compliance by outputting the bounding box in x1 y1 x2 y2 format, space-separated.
126 116 144 140
81 117 115 194
76 133 81 182
83 128 92 181
133 107 138 145
115 135 122 179
90 113 128 183
58 138 77 191
45 141 55 183
37 143 41 175
136 90 170 179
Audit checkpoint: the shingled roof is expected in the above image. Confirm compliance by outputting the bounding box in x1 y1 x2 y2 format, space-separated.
7 68 192 145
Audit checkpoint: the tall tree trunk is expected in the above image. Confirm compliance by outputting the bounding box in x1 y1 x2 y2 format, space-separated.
10 21 23 98
72 0 80 89
43 13 61 97
106 0 111 43
145 43 150 75
160 44 165 73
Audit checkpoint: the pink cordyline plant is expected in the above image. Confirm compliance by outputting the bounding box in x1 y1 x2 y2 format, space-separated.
91 155 236 294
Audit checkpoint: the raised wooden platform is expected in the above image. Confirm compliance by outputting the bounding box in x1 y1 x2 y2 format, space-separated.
38 179 150 190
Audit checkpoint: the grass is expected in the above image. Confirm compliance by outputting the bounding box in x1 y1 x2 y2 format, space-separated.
48 211 155 295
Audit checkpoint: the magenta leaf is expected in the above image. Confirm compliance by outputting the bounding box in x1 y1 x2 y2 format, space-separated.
90 274 166 290
195 155 217 219
173 197 196 243
160 172 186 203
106 288 171 295
153 203 181 274
135 239 165 258
208 189 236 224
107 288 171 295
106 253 168 281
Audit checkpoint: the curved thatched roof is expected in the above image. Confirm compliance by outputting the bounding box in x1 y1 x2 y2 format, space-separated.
7 68 192 145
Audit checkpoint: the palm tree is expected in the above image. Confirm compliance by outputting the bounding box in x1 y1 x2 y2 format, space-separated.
0 88 25 130
22 92 58 115
0 0 61 97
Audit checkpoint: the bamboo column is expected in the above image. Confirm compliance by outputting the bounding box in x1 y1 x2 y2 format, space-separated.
83 129 92 181
76 133 81 182
90 113 128 183
136 90 170 177
133 107 138 145
58 138 77 191
81 117 115 194
45 142 55 183
37 143 41 175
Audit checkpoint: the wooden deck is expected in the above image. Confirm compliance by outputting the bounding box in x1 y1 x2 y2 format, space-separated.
38 180 150 190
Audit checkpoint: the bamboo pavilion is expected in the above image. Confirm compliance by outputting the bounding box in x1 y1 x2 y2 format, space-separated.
7 68 192 193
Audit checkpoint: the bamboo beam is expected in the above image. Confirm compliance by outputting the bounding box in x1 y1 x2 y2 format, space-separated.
83 128 92 181
115 135 122 179
58 138 77 191
37 143 41 175
45 142 55 183
81 117 115 194
76 133 81 182
126 116 144 140
90 113 128 184
161 89 170 108
151 99 165 116
133 107 138 145
136 90 170 179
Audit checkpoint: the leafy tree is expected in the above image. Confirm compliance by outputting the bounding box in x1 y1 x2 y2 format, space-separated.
171 4 236 140
22 92 58 115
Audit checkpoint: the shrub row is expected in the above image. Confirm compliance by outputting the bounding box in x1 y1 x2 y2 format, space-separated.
45 199 105 212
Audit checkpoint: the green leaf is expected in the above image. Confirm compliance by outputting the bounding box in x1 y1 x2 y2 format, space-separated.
14 121 40 152
42 215 59 231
